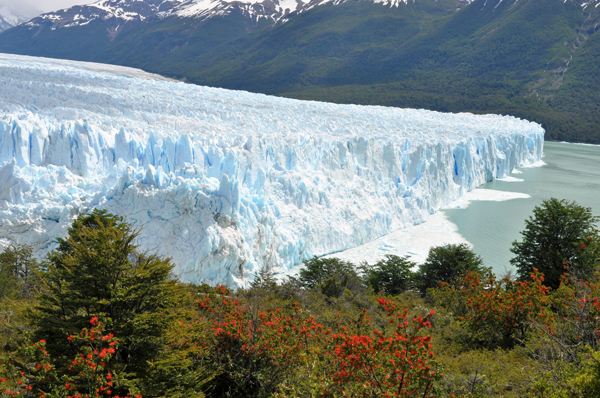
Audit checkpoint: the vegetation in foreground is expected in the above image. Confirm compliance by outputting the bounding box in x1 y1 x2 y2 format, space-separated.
0 197 599 397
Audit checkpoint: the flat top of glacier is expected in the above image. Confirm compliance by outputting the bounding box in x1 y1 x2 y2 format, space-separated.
0 53 540 145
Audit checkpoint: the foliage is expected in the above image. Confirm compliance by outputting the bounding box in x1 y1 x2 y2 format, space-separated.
0 298 35 360
435 269 551 349
313 299 440 398
361 255 415 295
197 287 310 397
250 267 278 292
141 309 214 398
0 318 139 398
1 203 600 397
416 243 485 296
0 244 39 300
522 269 600 393
0 246 41 359
571 350 600 397
548 273 600 356
433 265 600 395
32 209 189 396
298 257 363 297
510 198 599 290
198 286 440 397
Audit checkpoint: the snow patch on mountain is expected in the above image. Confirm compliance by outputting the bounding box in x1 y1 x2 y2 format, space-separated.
24 0 474 31
169 0 468 23
17 0 599 32
25 0 187 30
0 54 544 286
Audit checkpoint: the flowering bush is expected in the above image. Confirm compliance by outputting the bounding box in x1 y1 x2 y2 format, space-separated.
538 271 600 362
198 287 440 397
435 269 551 348
313 298 439 398
0 318 139 398
196 286 309 396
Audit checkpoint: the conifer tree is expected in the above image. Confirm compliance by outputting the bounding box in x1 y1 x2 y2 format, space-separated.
0 243 38 299
33 209 181 387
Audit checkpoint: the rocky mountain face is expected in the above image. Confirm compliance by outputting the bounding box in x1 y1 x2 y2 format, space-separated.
19 0 183 39
1 0 600 142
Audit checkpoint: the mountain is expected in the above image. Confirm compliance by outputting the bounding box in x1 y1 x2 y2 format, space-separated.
0 0 42 32
1 0 599 143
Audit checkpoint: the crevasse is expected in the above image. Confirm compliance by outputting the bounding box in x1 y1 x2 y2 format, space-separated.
0 53 544 286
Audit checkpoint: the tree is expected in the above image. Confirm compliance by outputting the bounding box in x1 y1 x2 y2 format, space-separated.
250 267 278 291
33 209 183 394
415 244 485 296
297 256 362 297
0 243 39 299
510 198 599 290
361 254 415 295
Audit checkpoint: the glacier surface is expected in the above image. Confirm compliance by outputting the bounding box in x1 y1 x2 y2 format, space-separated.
0 53 544 286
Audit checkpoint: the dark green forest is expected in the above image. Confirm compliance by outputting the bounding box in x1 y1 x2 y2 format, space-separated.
2 0 599 143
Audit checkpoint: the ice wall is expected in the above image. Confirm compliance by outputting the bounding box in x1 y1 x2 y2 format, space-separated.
0 53 544 286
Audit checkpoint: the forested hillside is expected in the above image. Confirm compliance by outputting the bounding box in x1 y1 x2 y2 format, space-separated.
1 0 600 142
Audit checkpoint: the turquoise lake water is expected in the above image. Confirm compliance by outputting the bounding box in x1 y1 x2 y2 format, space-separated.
444 141 600 275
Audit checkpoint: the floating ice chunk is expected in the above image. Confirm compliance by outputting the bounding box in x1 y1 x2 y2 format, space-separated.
497 176 525 182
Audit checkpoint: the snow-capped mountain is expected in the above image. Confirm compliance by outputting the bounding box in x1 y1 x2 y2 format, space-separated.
0 0 42 32
24 0 471 33
20 0 314 32
24 0 183 33
20 0 600 33
162 0 435 24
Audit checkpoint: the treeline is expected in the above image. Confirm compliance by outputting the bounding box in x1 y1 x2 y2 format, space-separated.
0 198 599 397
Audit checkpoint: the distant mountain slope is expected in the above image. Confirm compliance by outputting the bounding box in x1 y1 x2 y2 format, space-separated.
1 0 599 142
170 0 600 142
0 0 42 32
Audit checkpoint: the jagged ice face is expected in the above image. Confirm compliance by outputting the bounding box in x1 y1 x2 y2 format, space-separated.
0 54 544 287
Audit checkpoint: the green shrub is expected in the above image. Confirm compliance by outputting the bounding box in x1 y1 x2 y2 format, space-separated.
416 243 485 296
511 198 599 289
361 254 415 295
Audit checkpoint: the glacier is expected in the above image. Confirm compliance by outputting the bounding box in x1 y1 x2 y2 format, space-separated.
0 53 544 286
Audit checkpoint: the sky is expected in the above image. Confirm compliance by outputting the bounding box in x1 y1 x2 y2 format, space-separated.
32 0 91 13
3 0 91 13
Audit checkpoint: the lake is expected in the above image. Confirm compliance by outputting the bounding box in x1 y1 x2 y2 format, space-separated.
326 141 600 275
445 141 600 274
